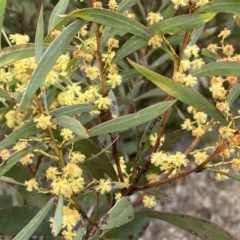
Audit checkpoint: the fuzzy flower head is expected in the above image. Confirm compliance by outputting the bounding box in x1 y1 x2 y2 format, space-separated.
147 12 163 25
60 128 75 141
34 114 52 129
184 74 197 87
0 149 10 160
143 195 156 208
84 66 99 81
24 178 39 191
20 153 34 165
231 158 240 171
62 206 81 231
184 45 200 59
148 35 164 49
107 37 119 49
9 34 29 44
193 151 208 165
171 0 188 9
149 133 165 147
146 173 159 183
62 163 83 178
171 151 188 169
108 0 118 11
69 151 86 164
207 44 219 54
107 73 122 88
93 1 103 8
215 169 229 181
46 166 60 180
218 28 231 41
95 96 112 110
95 179 112 194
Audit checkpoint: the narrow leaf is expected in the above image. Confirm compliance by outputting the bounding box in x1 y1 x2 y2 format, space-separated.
69 8 152 40
35 4 44 62
48 0 70 33
74 228 84 240
118 0 139 13
113 36 147 63
0 121 40 150
136 211 237 240
99 197 134 230
49 104 95 117
198 0 240 14
227 83 240 106
53 116 89 138
18 20 84 112
0 206 52 236
89 101 176 137
0 176 24 186
193 62 240 77
0 88 12 100
13 198 55 240
0 0 7 49
0 145 40 177
129 59 227 125
5 166 50 208
44 16 72 43
150 13 216 35
201 48 221 61
0 43 76 68
101 215 150 240
52 194 63 237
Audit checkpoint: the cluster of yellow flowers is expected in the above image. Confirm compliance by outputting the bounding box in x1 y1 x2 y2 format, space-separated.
49 206 82 240
0 140 33 166
151 151 188 172
171 0 209 10
181 106 209 138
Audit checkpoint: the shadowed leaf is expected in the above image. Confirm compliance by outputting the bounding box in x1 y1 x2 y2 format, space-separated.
136 211 237 240
129 59 227 125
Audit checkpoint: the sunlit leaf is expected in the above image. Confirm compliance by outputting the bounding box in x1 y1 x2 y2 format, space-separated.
129 59 227 125
35 4 44 62
136 211 237 240
201 48 221 61
48 0 70 33
192 62 240 77
69 8 152 39
99 197 134 230
101 215 150 240
114 36 147 63
49 104 95 117
0 0 6 49
14 198 54 240
150 13 216 35
89 101 176 137
53 116 89 138
52 194 63 237
0 88 12 100
18 20 84 112
198 0 240 14
118 0 139 13
0 176 24 186
227 83 240 106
